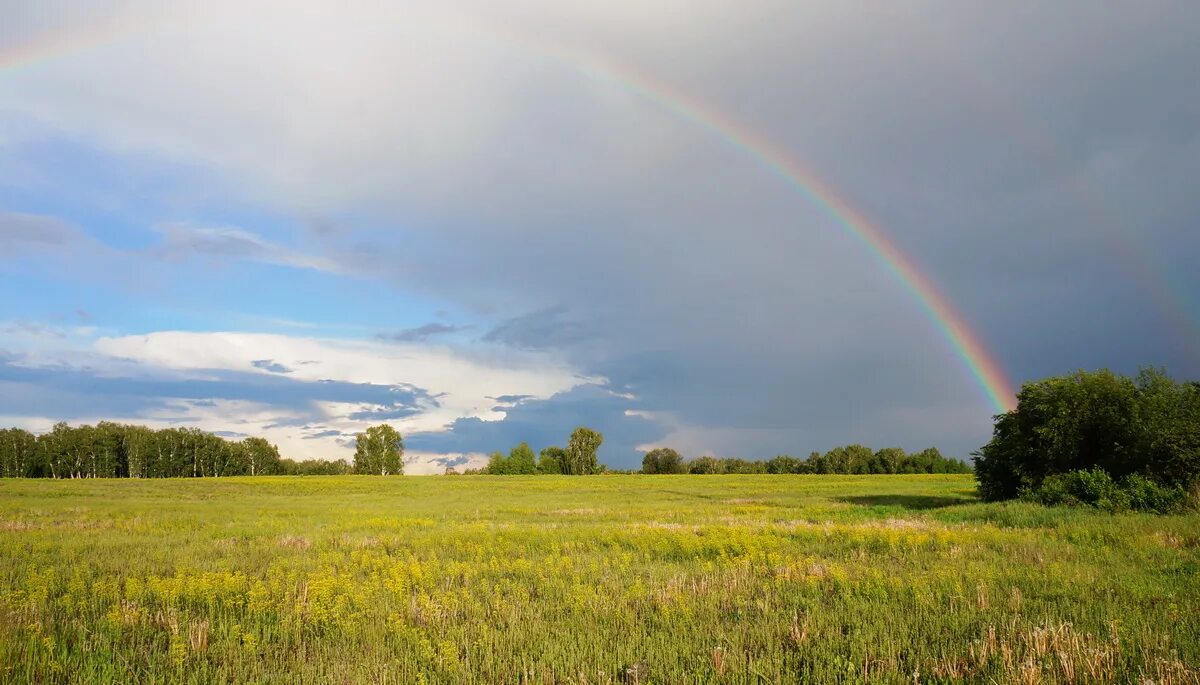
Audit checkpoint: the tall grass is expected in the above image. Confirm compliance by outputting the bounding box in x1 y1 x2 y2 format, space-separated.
1 475 1197 683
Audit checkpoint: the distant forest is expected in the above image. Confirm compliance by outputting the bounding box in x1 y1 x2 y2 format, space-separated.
0 421 968 478
642 445 970 475
0 423 349 479
467 442 970 475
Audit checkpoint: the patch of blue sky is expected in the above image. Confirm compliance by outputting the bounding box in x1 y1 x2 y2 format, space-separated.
1 135 471 340
0 134 222 246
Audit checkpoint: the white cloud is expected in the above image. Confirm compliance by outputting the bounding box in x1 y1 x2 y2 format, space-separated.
1 325 594 461
404 451 490 476
90 331 591 456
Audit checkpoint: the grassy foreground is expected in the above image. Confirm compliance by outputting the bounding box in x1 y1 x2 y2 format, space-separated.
1 475 1197 684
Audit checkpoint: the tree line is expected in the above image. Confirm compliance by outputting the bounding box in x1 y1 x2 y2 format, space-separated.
3 420 967 480
0 422 284 478
640 445 970 474
466 429 967 476
0 422 391 478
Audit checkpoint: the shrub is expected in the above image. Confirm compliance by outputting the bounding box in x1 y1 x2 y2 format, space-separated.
1023 468 1191 513
1121 474 1189 513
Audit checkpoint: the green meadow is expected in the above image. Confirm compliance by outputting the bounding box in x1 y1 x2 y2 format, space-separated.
1 475 1197 684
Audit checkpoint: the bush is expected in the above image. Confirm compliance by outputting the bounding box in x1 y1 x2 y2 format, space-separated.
642 448 685 474
1023 468 1190 513
1121 473 1189 513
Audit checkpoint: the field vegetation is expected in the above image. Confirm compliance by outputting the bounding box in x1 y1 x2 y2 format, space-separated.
2 475 1197 684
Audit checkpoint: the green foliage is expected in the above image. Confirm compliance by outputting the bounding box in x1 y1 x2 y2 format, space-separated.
641 447 684 474
482 444 538 475
241 437 283 475
1121 473 1190 512
976 368 1200 501
476 430 605 476
1024 467 1190 513
508 442 537 475
678 447 969 475
0 422 289 479
484 451 509 475
537 447 564 474
279 458 353 476
353 424 404 475
564 427 603 475
765 455 803 474
818 444 875 474
0 428 38 477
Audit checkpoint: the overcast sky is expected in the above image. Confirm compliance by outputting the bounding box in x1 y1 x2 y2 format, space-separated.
2 1 1197 472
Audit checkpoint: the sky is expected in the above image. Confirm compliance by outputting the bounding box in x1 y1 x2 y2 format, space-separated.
1 1 1198 473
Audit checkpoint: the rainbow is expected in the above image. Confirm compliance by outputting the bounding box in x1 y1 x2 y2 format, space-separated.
1 14 1020 412
0 12 154 74
496 35 1018 412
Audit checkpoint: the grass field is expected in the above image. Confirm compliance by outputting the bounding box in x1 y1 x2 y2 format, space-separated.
1 475 1198 684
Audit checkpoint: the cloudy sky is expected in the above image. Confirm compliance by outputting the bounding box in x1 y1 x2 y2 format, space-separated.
1 1 1197 472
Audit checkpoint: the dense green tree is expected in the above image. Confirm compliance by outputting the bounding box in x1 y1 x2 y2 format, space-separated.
0 428 38 478
871 447 905 474
242 437 282 476
975 368 1200 501
279 457 352 475
819 444 874 474
765 455 804 474
353 424 404 475
122 425 154 478
717 458 767 474
564 427 603 475
508 442 537 474
484 451 509 475
901 447 970 474
537 446 565 474
642 447 685 474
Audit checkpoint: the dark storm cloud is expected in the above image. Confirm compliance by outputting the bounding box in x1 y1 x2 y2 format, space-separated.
482 307 595 351
251 359 293 374
488 394 534 405
346 405 424 421
0 358 434 424
404 2 1200 461
406 384 664 464
377 323 469 343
